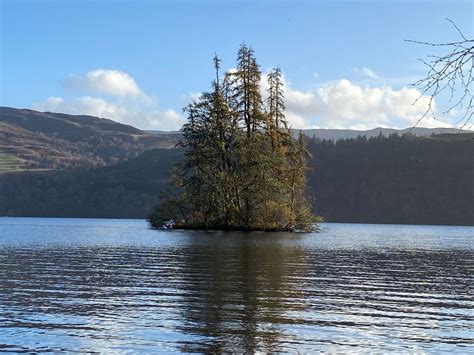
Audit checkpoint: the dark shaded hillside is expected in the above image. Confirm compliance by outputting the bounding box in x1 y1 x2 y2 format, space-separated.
0 107 180 170
1 133 472 225
307 133 474 226
0 149 182 218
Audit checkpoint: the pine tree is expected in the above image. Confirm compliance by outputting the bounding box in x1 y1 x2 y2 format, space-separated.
267 67 286 130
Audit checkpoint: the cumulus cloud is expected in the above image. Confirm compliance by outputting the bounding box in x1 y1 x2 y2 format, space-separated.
32 96 184 130
280 78 451 129
264 73 443 129
32 96 127 119
32 68 186 130
62 69 147 99
148 109 186 131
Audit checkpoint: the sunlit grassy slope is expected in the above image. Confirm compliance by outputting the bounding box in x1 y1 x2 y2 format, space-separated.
0 151 24 172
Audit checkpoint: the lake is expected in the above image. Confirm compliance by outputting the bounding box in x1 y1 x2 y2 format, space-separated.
0 218 472 352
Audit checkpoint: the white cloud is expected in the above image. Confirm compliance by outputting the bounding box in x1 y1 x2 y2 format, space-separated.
32 96 184 130
148 109 186 131
285 111 312 128
63 69 147 99
32 96 127 119
281 78 452 130
32 68 186 130
355 67 379 79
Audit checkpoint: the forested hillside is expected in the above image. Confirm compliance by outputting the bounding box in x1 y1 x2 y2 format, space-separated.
307 133 474 225
0 149 181 218
1 133 472 225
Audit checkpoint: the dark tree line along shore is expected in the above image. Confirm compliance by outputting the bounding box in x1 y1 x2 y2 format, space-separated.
1 132 472 226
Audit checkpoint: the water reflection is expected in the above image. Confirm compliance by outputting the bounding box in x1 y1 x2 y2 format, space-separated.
0 219 473 352
175 233 309 352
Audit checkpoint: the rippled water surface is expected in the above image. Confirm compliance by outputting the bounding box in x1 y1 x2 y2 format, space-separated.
0 218 473 352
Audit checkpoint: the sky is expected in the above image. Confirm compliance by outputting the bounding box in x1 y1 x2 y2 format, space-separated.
1 0 473 130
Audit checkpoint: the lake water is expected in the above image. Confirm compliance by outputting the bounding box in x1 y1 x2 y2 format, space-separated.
0 218 473 353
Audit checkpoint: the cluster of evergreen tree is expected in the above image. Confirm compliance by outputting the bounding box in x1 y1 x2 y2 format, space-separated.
149 45 318 231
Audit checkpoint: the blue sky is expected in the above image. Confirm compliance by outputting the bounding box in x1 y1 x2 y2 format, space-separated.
1 0 472 130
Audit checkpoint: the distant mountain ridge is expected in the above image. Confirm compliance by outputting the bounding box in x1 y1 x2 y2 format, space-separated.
147 127 471 141
301 127 471 140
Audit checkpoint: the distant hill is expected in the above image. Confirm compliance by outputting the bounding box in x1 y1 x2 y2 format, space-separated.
0 107 180 171
301 127 471 140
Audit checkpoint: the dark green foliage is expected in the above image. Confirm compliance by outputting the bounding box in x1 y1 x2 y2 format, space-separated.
0 149 181 218
307 133 474 225
150 46 318 231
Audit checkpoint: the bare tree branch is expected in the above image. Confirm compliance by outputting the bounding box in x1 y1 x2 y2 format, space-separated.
406 18 473 130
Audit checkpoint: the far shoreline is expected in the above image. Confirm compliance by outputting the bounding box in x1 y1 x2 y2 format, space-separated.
0 216 473 228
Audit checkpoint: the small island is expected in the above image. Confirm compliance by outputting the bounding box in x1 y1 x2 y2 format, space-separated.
149 45 319 232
